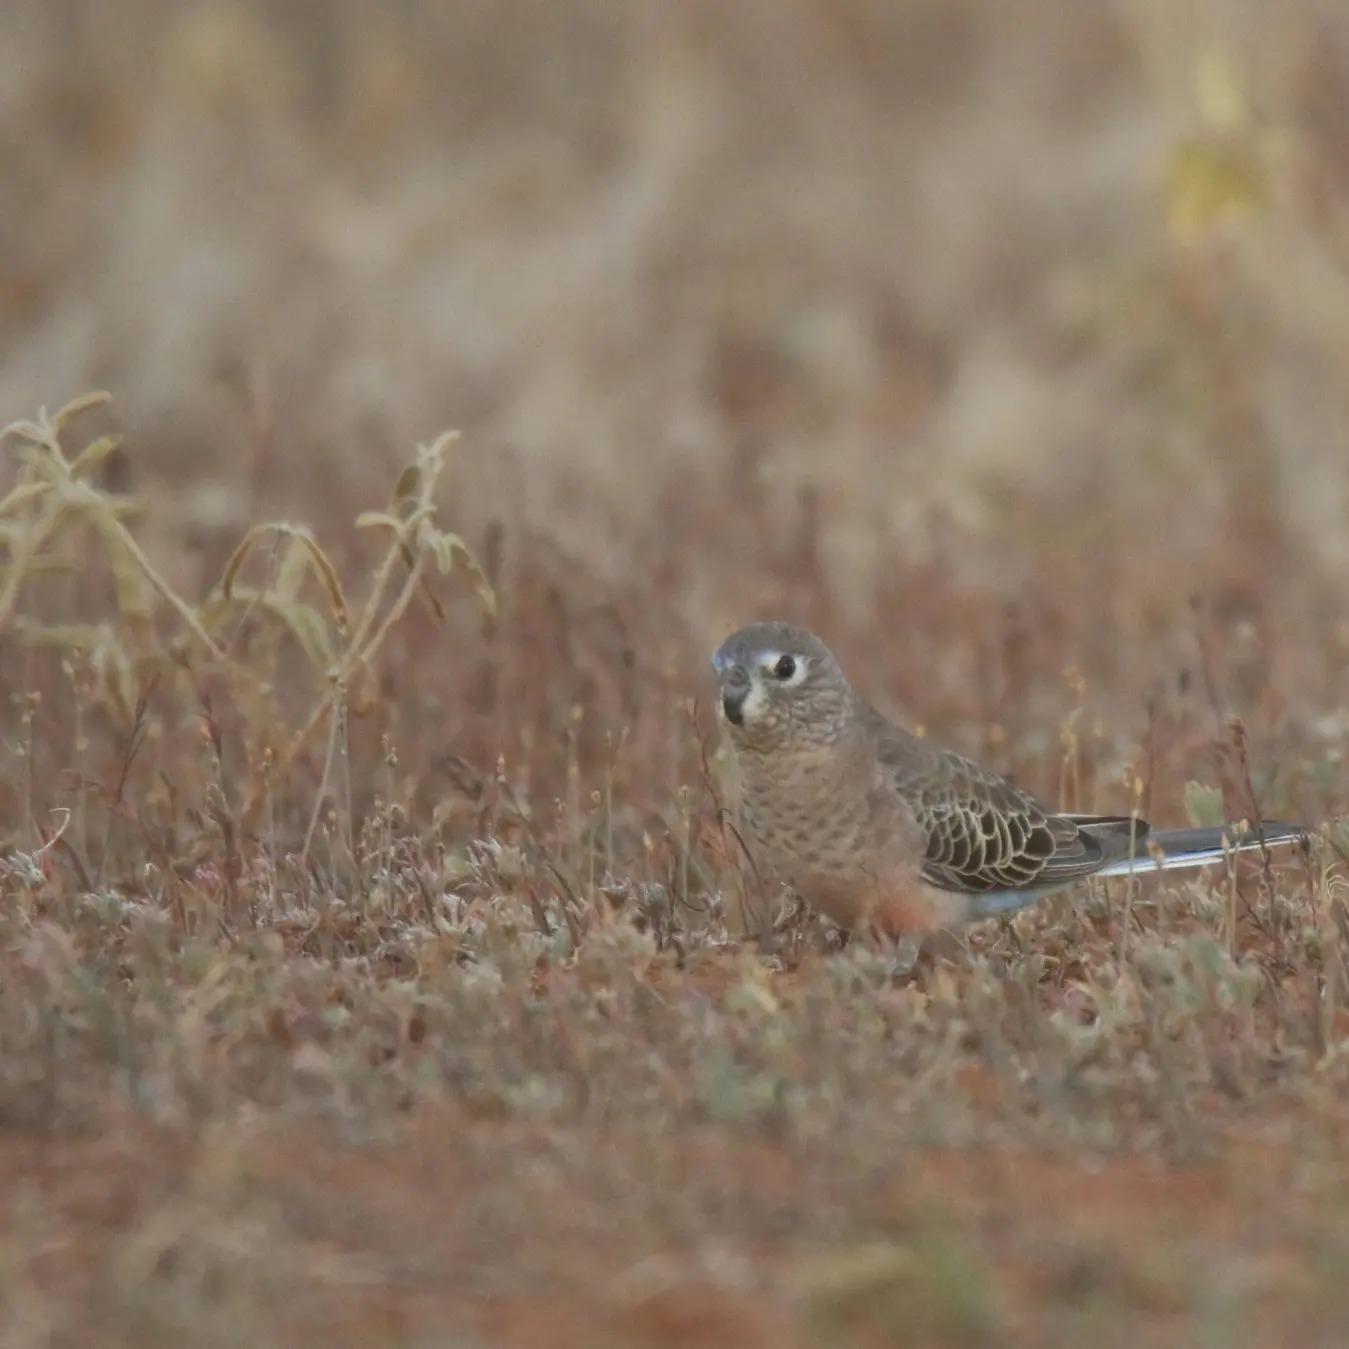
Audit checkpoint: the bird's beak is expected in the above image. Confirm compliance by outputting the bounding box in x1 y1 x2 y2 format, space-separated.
718 662 751 728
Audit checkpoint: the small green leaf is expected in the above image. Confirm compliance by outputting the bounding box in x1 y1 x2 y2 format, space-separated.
356 510 402 532
218 526 264 600
1183 781 1227 829
86 508 151 620
274 534 311 600
288 530 347 629
70 434 124 479
392 465 420 503
1195 48 1248 133
0 480 51 518
0 557 74 584
1167 141 1266 242
263 598 336 669
18 622 112 650
50 390 112 433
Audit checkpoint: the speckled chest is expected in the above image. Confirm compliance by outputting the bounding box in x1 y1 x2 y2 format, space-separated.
734 742 919 895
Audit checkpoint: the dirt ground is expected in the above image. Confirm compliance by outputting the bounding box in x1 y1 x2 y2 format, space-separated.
4 3 1349 1345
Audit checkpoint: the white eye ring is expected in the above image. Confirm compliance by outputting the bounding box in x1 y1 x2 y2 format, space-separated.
764 652 808 685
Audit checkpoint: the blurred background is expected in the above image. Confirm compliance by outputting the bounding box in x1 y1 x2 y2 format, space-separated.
8 11 1349 1342
5 0 1349 820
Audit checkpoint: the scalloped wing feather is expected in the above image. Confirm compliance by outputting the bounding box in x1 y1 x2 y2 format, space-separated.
872 716 1147 894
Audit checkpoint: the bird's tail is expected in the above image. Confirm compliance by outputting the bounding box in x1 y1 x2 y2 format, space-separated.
1092 820 1308 878
960 820 1308 923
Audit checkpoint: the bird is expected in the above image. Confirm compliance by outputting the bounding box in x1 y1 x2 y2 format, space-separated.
710 621 1307 938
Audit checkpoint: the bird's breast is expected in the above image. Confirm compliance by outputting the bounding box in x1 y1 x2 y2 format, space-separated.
735 746 914 894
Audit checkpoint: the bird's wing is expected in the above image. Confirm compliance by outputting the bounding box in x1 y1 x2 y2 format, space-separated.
871 716 1147 894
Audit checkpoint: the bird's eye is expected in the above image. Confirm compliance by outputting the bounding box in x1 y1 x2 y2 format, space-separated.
773 655 797 680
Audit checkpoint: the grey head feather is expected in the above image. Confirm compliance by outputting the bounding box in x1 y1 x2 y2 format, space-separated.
711 622 837 676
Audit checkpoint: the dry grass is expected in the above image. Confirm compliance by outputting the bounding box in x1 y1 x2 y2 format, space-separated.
5 2 1349 1345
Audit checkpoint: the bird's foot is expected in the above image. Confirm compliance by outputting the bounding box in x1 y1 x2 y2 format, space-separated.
885 931 925 980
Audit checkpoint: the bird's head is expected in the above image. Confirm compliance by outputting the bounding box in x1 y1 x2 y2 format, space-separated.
710 622 855 753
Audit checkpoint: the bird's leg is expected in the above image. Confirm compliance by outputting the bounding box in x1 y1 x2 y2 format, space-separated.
886 931 925 979
999 916 1027 957
860 912 928 978
762 886 819 958
869 920 966 980
772 887 808 933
